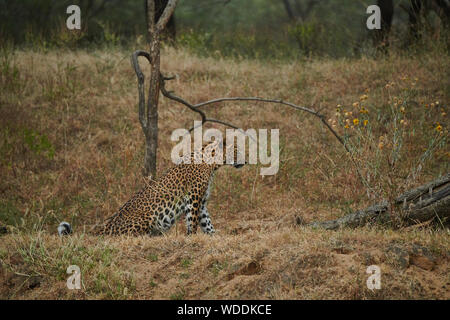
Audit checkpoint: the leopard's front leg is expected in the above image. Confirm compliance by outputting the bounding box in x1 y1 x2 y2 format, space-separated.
184 184 212 235
199 198 215 235
184 191 200 235
184 170 216 235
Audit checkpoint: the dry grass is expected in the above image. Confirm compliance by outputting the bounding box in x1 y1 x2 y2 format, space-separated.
0 46 449 299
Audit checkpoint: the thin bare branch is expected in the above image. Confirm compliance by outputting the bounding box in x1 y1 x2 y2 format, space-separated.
156 0 178 32
160 75 348 147
193 96 347 149
133 48 366 187
194 97 316 115
159 75 257 141
158 73 372 189
200 118 240 130
159 74 207 124
131 50 152 131
186 118 240 132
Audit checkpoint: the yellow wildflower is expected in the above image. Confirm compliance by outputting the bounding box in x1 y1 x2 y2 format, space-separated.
353 118 359 126
363 120 368 126
436 124 442 132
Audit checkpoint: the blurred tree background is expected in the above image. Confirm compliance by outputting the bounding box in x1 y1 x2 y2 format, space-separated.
0 0 448 58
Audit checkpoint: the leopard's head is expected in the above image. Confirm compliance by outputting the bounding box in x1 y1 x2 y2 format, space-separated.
201 137 246 169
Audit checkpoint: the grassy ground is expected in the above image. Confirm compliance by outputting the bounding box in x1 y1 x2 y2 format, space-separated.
0 46 449 299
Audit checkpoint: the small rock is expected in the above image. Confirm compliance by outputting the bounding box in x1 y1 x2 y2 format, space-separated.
386 245 410 269
411 244 434 259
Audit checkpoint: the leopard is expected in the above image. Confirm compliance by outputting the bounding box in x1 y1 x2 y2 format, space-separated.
58 139 245 236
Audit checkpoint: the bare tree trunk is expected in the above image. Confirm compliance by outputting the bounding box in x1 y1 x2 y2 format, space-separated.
144 0 159 178
433 0 450 25
282 0 296 21
408 0 423 41
145 0 176 43
374 0 394 52
138 0 177 178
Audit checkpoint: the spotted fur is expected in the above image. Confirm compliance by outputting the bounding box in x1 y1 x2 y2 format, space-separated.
90 140 243 236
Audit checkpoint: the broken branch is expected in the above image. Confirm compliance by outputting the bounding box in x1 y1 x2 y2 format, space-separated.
308 174 450 230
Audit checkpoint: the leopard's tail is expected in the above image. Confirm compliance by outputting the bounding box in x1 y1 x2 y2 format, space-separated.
57 221 73 236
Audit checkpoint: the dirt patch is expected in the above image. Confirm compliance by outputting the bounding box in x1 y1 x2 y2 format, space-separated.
228 261 262 280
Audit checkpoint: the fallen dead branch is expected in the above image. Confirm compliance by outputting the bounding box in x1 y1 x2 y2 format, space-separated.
308 173 450 230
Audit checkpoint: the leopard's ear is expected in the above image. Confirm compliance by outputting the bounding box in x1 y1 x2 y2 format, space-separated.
202 136 224 150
